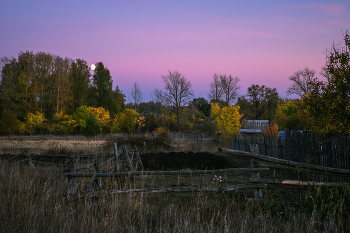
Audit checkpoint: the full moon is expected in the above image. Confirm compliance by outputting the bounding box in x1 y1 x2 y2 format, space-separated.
91 64 96 70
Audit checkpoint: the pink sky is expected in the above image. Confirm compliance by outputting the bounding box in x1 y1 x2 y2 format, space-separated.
1 0 349 102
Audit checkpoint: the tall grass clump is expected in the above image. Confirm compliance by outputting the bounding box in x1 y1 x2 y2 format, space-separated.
1 160 350 232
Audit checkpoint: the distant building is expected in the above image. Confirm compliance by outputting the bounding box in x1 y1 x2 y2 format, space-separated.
240 120 269 134
142 111 161 117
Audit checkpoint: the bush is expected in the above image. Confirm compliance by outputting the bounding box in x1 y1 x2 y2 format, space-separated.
202 120 217 133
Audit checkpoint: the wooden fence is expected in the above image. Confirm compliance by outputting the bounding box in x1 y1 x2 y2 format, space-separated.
220 144 350 200
63 141 350 202
64 143 268 201
232 130 350 182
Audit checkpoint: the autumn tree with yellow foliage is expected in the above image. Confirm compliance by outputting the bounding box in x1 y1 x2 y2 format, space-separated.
210 103 242 141
110 109 145 133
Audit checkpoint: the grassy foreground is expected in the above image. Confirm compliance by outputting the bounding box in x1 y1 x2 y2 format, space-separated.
1 159 350 233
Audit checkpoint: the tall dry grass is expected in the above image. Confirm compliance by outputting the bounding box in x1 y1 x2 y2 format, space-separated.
1 160 350 232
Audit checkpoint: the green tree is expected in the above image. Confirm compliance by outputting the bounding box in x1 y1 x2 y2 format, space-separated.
112 85 126 116
300 31 350 135
69 59 91 111
237 85 279 121
89 62 114 112
275 100 308 130
191 98 211 116
0 53 38 120
52 56 73 115
33 52 54 118
82 114 101 137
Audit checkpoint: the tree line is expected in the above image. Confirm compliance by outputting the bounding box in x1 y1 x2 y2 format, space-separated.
0 31 349 137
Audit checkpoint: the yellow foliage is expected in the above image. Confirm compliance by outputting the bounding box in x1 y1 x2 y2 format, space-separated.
133 116 145 129
88 107 111 127
54 111 77 131
210 103 242 141
111 109 144 133
109 117 120 133
197 118 205 123
18 121 27 134
25 111 46 128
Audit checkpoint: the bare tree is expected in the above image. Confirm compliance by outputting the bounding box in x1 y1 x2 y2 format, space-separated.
220 74 240 105
160 70 194 131
151 88 167 106
208 73 223 102
129 82 143 111
287 67 316 96
208 73 240 104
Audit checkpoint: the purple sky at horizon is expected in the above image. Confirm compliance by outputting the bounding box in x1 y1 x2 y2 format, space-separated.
1 0 349 103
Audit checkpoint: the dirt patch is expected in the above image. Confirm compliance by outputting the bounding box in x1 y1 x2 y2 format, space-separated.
141 152 242 170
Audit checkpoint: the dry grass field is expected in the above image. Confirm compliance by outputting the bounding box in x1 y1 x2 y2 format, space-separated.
1 135 350 232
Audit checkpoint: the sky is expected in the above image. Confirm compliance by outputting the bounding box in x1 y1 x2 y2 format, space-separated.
1 0 349 103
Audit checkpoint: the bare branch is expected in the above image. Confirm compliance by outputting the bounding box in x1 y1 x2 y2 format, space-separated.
287 67 316 96
129 82 143 111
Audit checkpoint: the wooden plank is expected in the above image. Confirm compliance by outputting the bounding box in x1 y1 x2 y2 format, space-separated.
250 177 350 186
64 183 268 201
65 167 270 177
76 163 95 171
218 148 350 176
255 161 350 176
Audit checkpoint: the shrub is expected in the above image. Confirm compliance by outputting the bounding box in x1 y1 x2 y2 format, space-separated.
25 111 46 134
262 123 279 137
0 111 19 135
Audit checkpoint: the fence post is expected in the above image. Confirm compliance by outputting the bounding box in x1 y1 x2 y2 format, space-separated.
114 143 120 172
250 144 263 200
94 157 102 188
67 155 76 196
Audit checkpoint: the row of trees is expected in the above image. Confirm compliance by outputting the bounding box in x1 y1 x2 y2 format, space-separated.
0 51 126 122
1 31 349 136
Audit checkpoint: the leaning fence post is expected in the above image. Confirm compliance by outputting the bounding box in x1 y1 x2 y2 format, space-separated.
122 145 134 171
67 155 76 196
250 144 263 200
134 145 144 170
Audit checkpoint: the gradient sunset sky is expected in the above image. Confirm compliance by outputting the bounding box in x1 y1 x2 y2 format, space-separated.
1 0 349 102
